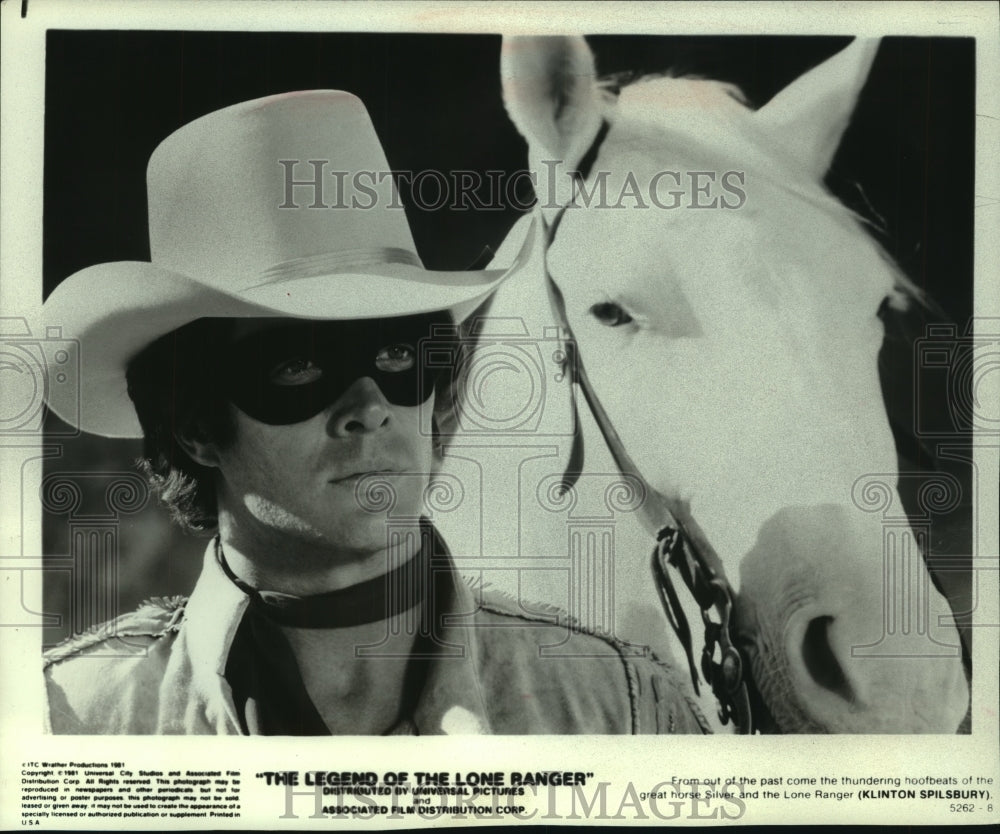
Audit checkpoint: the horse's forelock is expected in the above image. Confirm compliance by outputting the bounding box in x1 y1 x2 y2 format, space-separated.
603 76 926 326
603 70 750 107
612 74 751 119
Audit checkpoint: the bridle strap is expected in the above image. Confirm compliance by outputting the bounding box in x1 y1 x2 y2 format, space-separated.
539 129 757 732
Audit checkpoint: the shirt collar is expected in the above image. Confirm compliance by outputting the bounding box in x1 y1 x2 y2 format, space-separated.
410 540 492 735
181 529 494 735
181 538 251 731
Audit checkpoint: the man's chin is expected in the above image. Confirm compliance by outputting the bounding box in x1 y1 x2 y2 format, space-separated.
316 504 427 555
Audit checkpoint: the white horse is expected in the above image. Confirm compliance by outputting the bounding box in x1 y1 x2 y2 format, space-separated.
440 36 968 734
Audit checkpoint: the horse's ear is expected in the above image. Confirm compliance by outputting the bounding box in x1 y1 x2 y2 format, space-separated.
757 38 880 178
501 36 604 207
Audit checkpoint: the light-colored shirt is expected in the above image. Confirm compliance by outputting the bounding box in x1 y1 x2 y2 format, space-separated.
44 537 709 735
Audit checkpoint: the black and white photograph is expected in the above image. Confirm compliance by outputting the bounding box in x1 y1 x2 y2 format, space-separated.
2 0 998 827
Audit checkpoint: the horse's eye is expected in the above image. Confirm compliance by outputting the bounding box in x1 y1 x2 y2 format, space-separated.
589 301 634 327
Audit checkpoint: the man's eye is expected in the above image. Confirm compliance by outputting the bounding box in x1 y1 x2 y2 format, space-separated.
375 343 416 373
589 301 634 327
268 358 323 386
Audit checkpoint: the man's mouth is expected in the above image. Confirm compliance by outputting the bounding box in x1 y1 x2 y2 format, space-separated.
329 469 398 484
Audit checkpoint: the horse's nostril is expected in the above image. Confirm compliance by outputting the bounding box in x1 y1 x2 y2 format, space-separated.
801 616 854 703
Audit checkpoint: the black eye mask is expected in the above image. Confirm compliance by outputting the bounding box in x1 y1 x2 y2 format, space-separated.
223 314 448 425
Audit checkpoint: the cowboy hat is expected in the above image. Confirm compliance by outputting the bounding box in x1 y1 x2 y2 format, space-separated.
42 90 532 438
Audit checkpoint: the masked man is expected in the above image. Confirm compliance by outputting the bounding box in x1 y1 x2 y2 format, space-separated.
41 91 707 735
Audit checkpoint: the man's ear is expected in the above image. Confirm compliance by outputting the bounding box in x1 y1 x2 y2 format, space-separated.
175 420 222 468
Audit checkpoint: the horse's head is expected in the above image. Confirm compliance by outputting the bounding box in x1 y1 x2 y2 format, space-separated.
499 36 968 732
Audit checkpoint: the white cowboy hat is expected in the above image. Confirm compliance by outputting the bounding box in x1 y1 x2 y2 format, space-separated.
42 90 531 438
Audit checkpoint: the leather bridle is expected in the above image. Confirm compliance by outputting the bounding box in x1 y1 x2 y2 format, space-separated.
538 123 760 733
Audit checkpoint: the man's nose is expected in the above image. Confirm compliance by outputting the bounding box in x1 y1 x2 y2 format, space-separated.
327 377 391 436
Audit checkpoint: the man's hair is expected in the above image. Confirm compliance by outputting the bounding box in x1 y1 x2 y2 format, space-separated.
126 319 236 534
125 315 471 535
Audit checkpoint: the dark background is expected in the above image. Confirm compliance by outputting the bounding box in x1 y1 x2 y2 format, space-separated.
41 32 975 649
